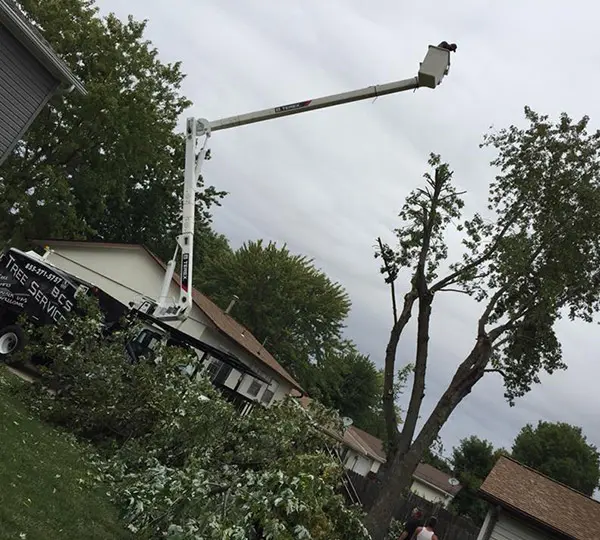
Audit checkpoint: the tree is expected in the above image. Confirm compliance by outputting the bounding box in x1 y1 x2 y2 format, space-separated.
512 421 600 496
192 222 232 276
198 239 351 378
308 341 383 436
450 436 508 523
366 109 600 537
0 0 225 251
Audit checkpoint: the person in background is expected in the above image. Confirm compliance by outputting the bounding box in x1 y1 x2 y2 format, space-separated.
398 507 423 540
413 516 439 540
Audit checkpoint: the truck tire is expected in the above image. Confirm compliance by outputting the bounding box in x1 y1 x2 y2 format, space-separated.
0 325 25 361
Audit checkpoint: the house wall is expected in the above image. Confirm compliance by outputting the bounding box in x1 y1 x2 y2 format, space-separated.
344 449 375 477
477 509 563 540
370 460 381 474
410 478 453 508
43 245 294 403
0 23 58 165
44 246 210 338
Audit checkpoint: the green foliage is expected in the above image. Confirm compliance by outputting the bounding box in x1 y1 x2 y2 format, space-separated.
463 108 600 402
378 108 600 425
192 223 232 278
115 400 370 539
512 421 600 496
379 153 465 284
19 304 370 538
0 0 225 250
307 341 383 436
450 436 507 524
198 240 351 376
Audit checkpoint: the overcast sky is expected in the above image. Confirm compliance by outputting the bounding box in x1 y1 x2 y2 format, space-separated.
95 0 600 468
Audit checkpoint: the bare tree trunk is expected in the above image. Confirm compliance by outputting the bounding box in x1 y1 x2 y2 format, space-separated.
396 291 433 456
365 336 492 539
383 290 417 456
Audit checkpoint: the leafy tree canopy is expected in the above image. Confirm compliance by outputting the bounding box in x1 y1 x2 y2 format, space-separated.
512 421 600 496
307 341 382 434
198 239 351 376
0 0 225 252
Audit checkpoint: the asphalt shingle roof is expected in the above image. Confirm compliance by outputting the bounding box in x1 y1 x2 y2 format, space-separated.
479 456 600 540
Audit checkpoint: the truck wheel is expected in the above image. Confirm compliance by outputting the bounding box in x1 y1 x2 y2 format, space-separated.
0 325 25 361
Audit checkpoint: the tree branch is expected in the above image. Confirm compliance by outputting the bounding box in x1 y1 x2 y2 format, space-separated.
430 198 527 293
377 237 398 324
488 302 536 342
438 287 471 294
483 368 508 378
477 283 510 336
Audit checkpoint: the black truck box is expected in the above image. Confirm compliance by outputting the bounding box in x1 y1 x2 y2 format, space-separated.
0 247 127 327
0 248 80 325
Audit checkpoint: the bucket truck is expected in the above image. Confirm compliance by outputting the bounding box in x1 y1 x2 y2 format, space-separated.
141 43 455 322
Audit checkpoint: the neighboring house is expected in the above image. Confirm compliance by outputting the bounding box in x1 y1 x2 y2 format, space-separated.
296 396 461 508
0 0 86 165
296 396 385 476
410 463 462 508
477 456 600 540
340 425 386 476
35 240 303 414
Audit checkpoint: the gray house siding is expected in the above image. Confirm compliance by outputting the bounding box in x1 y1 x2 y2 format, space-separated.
0 21 58 164
484 511 563 540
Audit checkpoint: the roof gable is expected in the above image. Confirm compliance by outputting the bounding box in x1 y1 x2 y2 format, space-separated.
479 456 600 540
35 240 302 391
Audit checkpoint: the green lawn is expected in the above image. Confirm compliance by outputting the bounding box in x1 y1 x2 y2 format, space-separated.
0 369 132 540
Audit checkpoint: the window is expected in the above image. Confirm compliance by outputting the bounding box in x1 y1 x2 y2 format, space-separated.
204 357 232 385
247 379 262 397
204 357 222 380
260 380 279 405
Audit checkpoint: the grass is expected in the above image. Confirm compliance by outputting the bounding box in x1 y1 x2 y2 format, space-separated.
0 368 132 540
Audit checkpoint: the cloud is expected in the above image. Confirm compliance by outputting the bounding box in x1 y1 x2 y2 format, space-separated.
96 0 600 459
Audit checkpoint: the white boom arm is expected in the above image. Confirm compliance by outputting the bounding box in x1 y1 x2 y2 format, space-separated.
154 44 454 321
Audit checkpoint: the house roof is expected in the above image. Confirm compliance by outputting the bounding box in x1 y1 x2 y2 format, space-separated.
35 239 302 392
413 463 462 496
344 426 386 463
0 0 86 94
347 426 386 462
479 456 600 540
296 396 384 460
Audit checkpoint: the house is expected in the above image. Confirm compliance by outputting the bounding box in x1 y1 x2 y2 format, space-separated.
340 425 387 476
476 456 600 540
336 424 461 507
0 0 86 165
34 240 303 414
296 396 461 508
410 463 462 508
